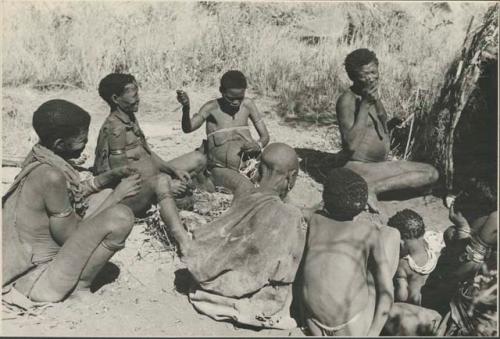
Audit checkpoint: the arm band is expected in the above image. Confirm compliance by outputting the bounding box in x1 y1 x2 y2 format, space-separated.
110 149 125 155
49 205 73 218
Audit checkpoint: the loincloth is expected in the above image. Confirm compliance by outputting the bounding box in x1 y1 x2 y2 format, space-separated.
307 311 362 336
197 139 260 181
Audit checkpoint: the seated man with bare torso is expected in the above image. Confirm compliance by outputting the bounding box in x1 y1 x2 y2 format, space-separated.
2 100 140 302
337 48 439 214
301 168 400 336
176 70 270 194
94 74 206 250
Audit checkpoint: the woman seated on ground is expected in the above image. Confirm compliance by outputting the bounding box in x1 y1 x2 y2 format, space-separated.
2 100 141 304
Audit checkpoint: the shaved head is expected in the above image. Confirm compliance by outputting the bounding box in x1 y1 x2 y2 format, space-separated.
261 143 299 174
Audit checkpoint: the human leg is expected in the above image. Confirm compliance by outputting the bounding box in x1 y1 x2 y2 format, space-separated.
345 160 438 212
211 167 253 195
166 150 207 175
345 160 438 195
154 174 190 254
379 226 401 276
28 204 134 302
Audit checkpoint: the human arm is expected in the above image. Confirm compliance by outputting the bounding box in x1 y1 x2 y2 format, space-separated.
151 152 191 182
394 266 408 302
248 99 270 148
84 174 143 219
177 90 209 133
477 211 497 246
92 166 136 189
108 125 130 169
41 167 81 245
336 92 372 153
449 201 472 239
367 231 395 336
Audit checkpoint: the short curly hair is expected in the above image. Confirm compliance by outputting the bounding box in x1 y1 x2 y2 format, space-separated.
344 48 379 81
98 73 137 109
323 168 368 220
32 99 91 147
387 209 425 240
220 70 247 90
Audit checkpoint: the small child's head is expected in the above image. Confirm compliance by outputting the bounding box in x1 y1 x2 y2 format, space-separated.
344 48 379 87
388 209 426 242
219 70 247 108
323 168 368 221
32 99 91 159
454 177 497 222
98 73 139 114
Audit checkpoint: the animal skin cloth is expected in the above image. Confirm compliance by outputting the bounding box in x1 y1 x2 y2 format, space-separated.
182 190 307 329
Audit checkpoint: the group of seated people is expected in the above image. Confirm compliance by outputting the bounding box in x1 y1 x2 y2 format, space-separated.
2 48 497 336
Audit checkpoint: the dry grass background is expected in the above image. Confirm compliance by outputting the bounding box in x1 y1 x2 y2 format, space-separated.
2 1 493 157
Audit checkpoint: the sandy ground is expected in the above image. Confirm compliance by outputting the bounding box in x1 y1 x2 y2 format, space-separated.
1 88 451 336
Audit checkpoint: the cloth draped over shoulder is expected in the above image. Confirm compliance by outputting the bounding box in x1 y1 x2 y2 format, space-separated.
2 144 95 287
182 190 307 329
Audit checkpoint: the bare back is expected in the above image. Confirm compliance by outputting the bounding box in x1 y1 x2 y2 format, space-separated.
303 212 377 326
11 165 62 264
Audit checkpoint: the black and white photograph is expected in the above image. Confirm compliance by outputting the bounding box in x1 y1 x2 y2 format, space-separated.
1 0 498 337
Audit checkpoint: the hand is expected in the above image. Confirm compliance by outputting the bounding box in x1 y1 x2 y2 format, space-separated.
170 167 191 183
241 141 261 155
110 166 137 178
449 201 470 231
95 166 137 188
113 174 142 201
176 90 190 107
362 83 379 103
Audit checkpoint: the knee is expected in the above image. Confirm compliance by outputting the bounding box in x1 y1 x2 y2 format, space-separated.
104 204 134 238
418 163 439 183
155 174 174 200
427 166 439 183
194 152 207 171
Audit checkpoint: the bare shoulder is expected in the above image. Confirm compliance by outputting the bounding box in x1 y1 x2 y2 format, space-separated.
199 99 218 113
31 164 67 190
242 97 257 108
336 90 356 109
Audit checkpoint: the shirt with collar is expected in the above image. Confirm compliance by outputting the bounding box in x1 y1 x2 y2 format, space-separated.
93 110 152 175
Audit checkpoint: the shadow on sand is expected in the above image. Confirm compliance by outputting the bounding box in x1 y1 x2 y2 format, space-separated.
294 148 347 185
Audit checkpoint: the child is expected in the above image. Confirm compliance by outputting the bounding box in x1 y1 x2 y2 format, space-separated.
94 73 204 250
2 99 139 302
301 168 400 336
176 70 270 194
337 48 438 214
388 209 441 305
